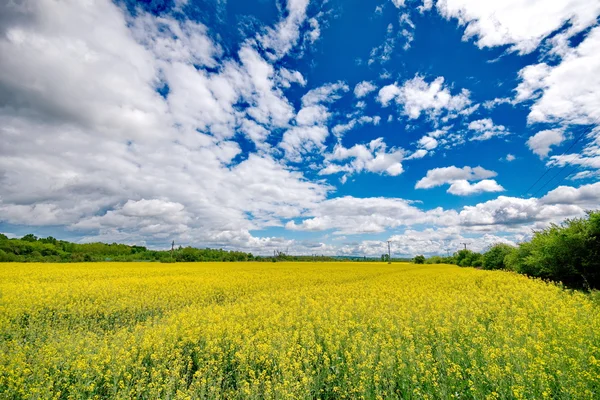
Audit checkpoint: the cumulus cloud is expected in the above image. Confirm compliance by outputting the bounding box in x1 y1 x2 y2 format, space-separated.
1 0 598 256
383 227 516 256
415 166 498 189
279 81 350 160
286 181 598 238
258 0 311 60
417 135 438 150
433 0 600 54
378 76 473 122
280 125 330 162
468 118 510 141
540 181 600 206
319 138 406 179
296 105 330 126
331 115 381 136
0 0 332 250
526 129 565 158
354 81 377 98
515 26 600 126
286 196 456 235
447 179 505 196
301 81 349 106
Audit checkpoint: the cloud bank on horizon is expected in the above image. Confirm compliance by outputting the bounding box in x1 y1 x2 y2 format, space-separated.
0 0 599 256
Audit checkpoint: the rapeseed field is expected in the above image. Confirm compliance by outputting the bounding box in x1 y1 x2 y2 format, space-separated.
0 262 599 399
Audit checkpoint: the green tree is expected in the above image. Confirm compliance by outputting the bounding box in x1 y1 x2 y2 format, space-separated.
21 234 38 242
483 243 516 270
455 249 472 266
413 255 426 264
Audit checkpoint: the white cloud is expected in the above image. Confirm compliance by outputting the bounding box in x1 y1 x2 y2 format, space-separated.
526 129 565 158
296 105 330 126
307 17 321 43
515 26 600 126
483 97 512 110
354 81 377 98
280 126 330 162
301 81 349 106
279 81 351 161
570 170 600 180
433 0 600 54
369 23 396 65
415 166 497 189
286 181 598 239
277 68 307 88
540 181 600 206
259 0 311 60
447 179 505 196
384 227 516 256
368 15 415 64
286 196 456 235
0 0 334 251
378 76 473 121
417 135 438 150
468 118 510 141
2 0 598 256
331 115 381 136
378 85 403 106
505 154 516 162
458 193 588 230
320 138 405 178
549 153 600 170
240 119 270 148
407 149 428 160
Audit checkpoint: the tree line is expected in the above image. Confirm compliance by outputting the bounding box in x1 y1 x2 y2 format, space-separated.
2 210 598 289
0 234 258 263
0 234 339 263
413 210 600 290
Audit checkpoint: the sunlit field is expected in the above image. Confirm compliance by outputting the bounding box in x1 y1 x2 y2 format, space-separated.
1 262 599 399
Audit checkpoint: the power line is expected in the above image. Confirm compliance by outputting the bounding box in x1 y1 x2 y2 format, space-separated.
528 123 597 199
510 124 597 228
522 123 593 197
530 154 586 199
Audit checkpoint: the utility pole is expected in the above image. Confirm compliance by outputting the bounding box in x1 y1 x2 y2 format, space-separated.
171 240 175 260
460 242 471 250
387 240 392 264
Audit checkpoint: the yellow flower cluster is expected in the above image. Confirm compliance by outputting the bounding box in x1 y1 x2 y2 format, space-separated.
0 262 598 399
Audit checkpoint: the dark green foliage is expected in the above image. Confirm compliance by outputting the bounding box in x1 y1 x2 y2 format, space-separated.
413 255 425 264
425 255 442 264
21 234 38 242
0 234 255 263
452 249 484 268
483 243 516 270
420 211 599 290
0 235 336 263
504 211 600 290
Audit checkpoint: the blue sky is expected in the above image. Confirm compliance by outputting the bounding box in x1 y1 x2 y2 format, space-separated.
0 0 599 256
